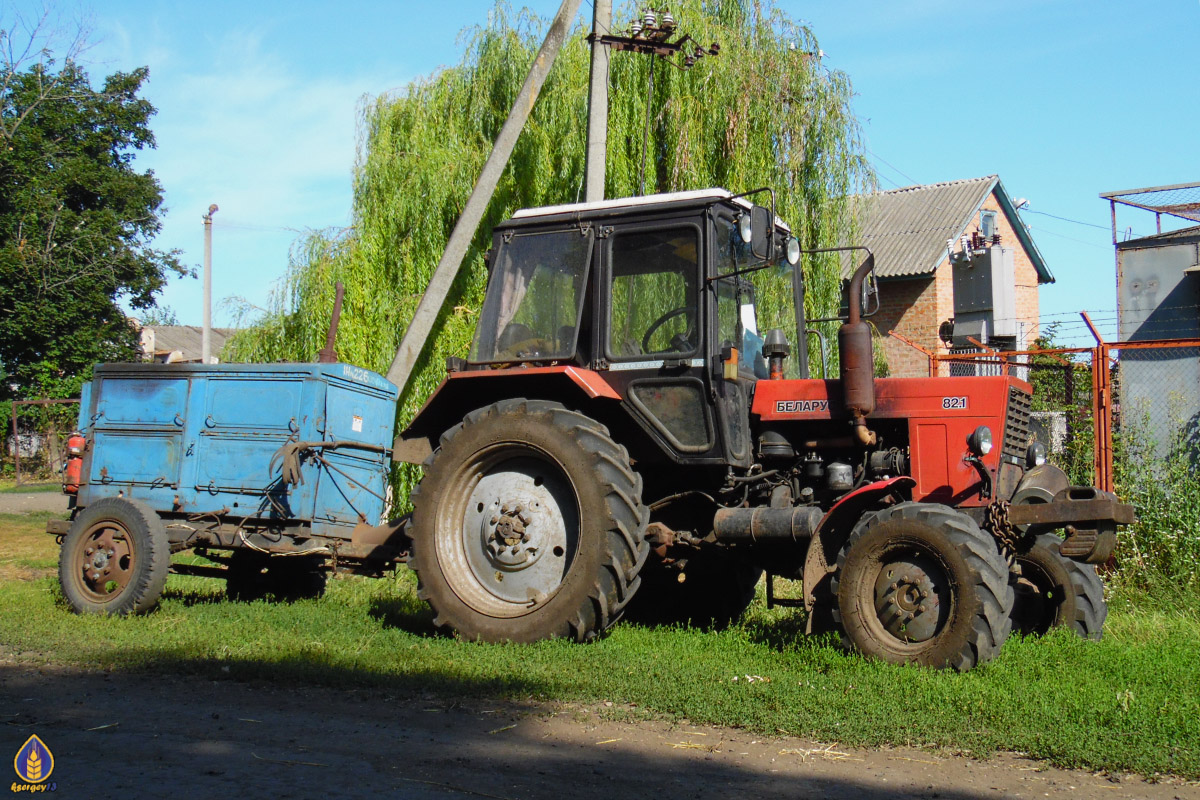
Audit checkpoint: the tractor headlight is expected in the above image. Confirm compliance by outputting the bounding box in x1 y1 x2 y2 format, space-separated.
1026 441 1047 468
786 237 801 265
967 426 993 456
738 213 753 244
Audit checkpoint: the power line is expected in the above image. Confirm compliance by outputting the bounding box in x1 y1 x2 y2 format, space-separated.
866 147 918 186
1021 208 1109 230
1025 224 1112 249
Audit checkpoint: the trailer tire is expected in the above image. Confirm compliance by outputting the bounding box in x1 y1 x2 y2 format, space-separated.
625 550 762 630
59 497 170 616
410 399 649 643
832 502 1013 671
1012 533 1106 640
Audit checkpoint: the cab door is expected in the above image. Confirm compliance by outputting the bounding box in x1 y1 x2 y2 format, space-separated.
710 277 757 468
600 220 722 463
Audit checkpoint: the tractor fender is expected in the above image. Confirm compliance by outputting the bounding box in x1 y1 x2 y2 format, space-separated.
394 367 620 464
801 476 915 612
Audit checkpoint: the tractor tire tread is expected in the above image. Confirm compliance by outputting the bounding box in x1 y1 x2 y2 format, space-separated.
830 501 1014 671
409 399 647 643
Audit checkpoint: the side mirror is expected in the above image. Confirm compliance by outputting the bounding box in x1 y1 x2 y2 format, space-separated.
750 205 772 260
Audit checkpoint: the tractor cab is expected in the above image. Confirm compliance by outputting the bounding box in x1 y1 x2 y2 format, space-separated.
462 189 799 468
470 189 795 367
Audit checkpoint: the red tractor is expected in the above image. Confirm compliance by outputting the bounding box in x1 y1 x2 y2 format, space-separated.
395 189 1132 670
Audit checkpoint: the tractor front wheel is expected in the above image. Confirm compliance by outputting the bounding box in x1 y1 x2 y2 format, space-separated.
1012 533 1106 639
832 503 1013 671
409 400 648 643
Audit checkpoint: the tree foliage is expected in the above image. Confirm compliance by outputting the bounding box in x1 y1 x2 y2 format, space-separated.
226 1 872 501
0 31 182 400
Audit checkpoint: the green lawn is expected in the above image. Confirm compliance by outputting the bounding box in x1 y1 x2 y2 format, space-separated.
0 478 62 493
2 511 1197 780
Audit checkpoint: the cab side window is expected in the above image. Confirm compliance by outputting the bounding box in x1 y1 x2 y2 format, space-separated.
607 227 700 358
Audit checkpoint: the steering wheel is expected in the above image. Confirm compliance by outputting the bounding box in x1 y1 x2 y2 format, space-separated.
641 307 693 354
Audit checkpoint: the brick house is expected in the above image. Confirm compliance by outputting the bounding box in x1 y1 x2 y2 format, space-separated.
844 176 1052 377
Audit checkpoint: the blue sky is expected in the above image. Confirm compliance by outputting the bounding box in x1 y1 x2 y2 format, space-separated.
10 1 1199 347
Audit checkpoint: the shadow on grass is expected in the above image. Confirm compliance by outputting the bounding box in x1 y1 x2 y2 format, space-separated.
367 593 438 637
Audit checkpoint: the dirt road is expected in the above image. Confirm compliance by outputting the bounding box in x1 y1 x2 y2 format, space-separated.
0 490 68 515
2 662 1193 800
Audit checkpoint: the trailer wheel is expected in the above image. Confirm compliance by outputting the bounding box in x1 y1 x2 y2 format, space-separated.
625 550 762 630
410 399 649 643
832 503 1013 671
1012 533 1106 640
59 497 170 616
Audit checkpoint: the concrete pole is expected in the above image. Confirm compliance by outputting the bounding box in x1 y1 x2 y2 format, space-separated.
385 0 582 394
584 0 610 203
202 203 218 364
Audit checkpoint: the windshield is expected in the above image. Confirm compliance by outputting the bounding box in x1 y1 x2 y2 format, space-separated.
470 229 594 363
714 214 802 379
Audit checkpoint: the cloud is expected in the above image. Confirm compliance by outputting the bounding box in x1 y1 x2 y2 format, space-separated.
91 14 409 325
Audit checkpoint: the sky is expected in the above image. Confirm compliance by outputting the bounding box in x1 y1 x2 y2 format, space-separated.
8 0 1199 348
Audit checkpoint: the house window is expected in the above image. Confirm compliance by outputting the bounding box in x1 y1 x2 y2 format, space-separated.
980 210 997 239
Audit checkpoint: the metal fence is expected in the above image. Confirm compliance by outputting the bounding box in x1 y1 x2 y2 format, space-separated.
902 331 1200 493
5 398 80 486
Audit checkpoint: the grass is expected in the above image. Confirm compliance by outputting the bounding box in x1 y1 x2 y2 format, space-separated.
0 478 62 493
1 510 1197 781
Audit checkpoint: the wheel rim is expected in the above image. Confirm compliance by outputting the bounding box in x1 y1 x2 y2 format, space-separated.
436 444 579 618
866 542 953 647
72 520 136 603
1013 556 1063 636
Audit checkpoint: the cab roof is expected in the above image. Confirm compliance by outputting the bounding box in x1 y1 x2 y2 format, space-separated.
504 188 790 231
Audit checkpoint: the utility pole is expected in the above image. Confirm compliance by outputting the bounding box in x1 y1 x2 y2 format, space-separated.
589 11 720 196
202 203 219 365
386 0 582 394
584 0 611 202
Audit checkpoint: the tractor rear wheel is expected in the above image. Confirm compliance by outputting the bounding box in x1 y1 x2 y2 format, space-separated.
625 549 762 630
59 497 170 616
409 400 649 643
1012 533 1106 639
832 502 1013 671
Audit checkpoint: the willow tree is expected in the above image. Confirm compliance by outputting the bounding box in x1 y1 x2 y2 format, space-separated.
226 0 871 502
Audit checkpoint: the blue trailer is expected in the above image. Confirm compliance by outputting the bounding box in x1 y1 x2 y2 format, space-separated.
50 361 406 614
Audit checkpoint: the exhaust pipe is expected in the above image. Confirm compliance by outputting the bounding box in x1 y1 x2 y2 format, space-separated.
713 505 823 543
840 253 876 445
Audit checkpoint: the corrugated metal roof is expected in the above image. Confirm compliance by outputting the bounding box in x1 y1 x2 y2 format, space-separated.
842 176 997 279
142 326 237 360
